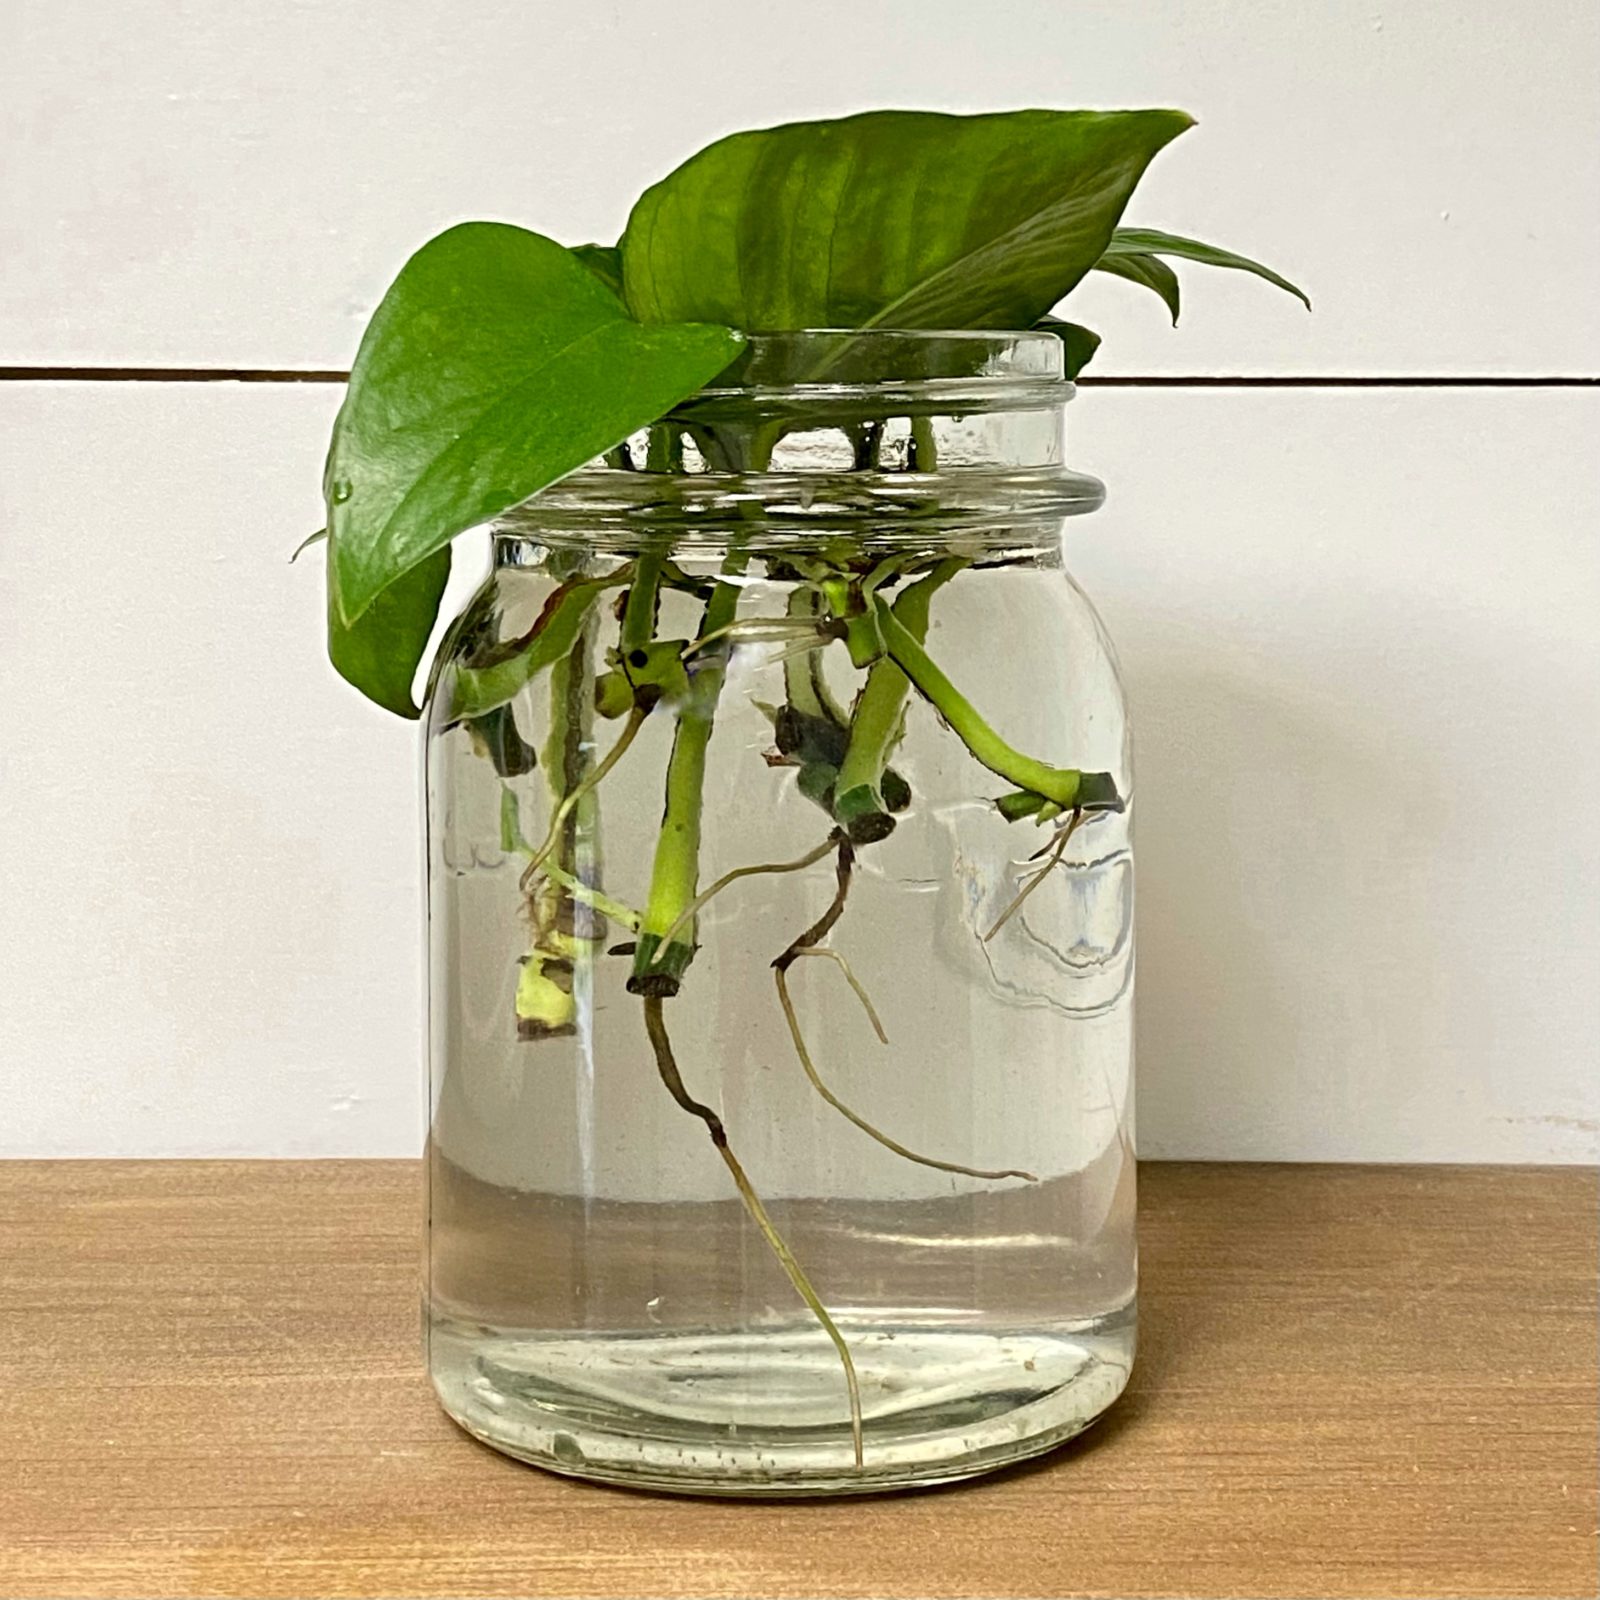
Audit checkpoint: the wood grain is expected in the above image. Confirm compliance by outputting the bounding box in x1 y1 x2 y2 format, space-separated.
0 1162 1593 1599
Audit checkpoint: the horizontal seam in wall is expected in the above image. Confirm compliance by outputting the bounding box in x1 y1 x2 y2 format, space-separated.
0 367 1597 388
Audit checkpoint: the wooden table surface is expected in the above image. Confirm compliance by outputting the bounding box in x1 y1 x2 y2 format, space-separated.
0 1162 1593 1600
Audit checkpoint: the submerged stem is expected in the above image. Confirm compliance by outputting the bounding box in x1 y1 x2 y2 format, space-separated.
873 598 1106 811
453 571 626 721
641 994 863 1467
629 560 748 994
783 587 850 726
834 558 964 841
629 424 782 993
508 601 607 1039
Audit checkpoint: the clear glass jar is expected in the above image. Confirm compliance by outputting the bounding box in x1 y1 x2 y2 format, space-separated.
423 331 1135 1495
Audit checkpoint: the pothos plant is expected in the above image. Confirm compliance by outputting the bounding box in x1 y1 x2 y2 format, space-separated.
316 109 1304 1460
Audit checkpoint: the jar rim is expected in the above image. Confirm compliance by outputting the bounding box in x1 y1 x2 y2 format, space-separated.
692 327 1068 398
489 328 1097 549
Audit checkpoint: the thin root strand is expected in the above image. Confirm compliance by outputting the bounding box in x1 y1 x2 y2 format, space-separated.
788 947 888 1044
683 618 832 659
983 807 1086 944
642 995 864 1467
775 964 1038 1184
774 837 1037 1183
520 706 646 892
650 833 841 966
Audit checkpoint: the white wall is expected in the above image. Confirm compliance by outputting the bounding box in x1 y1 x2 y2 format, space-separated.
2 0 1596 1160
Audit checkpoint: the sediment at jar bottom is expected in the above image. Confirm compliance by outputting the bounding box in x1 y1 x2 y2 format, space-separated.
424 1152 1137 1489
428 1312 1135 1494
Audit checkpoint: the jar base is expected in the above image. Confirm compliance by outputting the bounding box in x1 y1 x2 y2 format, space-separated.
428 1312 1134 1496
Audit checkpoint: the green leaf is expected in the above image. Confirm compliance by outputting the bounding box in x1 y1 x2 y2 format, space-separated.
326 543 449 719
1034 317 1102 378
621 109 1193 331
324 222 742 637
1102 227 1310 309
1093 251 1182 323
570 242 624 299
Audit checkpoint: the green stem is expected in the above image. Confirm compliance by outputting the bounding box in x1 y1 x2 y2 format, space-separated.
627 420 777 995
872 594 1097 810
616 427 689 665
514 613 607 1039
783 588 831 721
452 572 624 721
645 421 684 475
628 568 743 995
834 559 964 840
620 551 665 661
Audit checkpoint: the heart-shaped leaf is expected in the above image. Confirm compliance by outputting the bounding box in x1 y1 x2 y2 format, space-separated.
322 222 742 712
326 543 449 719
621 109 1193 332
1100 227 1309 309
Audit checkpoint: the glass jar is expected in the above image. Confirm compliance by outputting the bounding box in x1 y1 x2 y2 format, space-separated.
423 331 1135 1495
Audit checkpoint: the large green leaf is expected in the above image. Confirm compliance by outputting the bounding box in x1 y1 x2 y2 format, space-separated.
621 109 1193 331
1101 227 1310 309
326 544 449 719
1093 251 1182 323
323 221 742 644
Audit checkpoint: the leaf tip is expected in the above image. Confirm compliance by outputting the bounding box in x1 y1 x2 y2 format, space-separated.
289 528 327 565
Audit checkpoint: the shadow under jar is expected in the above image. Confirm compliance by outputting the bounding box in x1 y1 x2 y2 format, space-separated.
424 330 1135 1495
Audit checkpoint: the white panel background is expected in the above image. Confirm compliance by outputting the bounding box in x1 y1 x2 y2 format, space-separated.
2 0 1597 1159
4 0 1599 375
